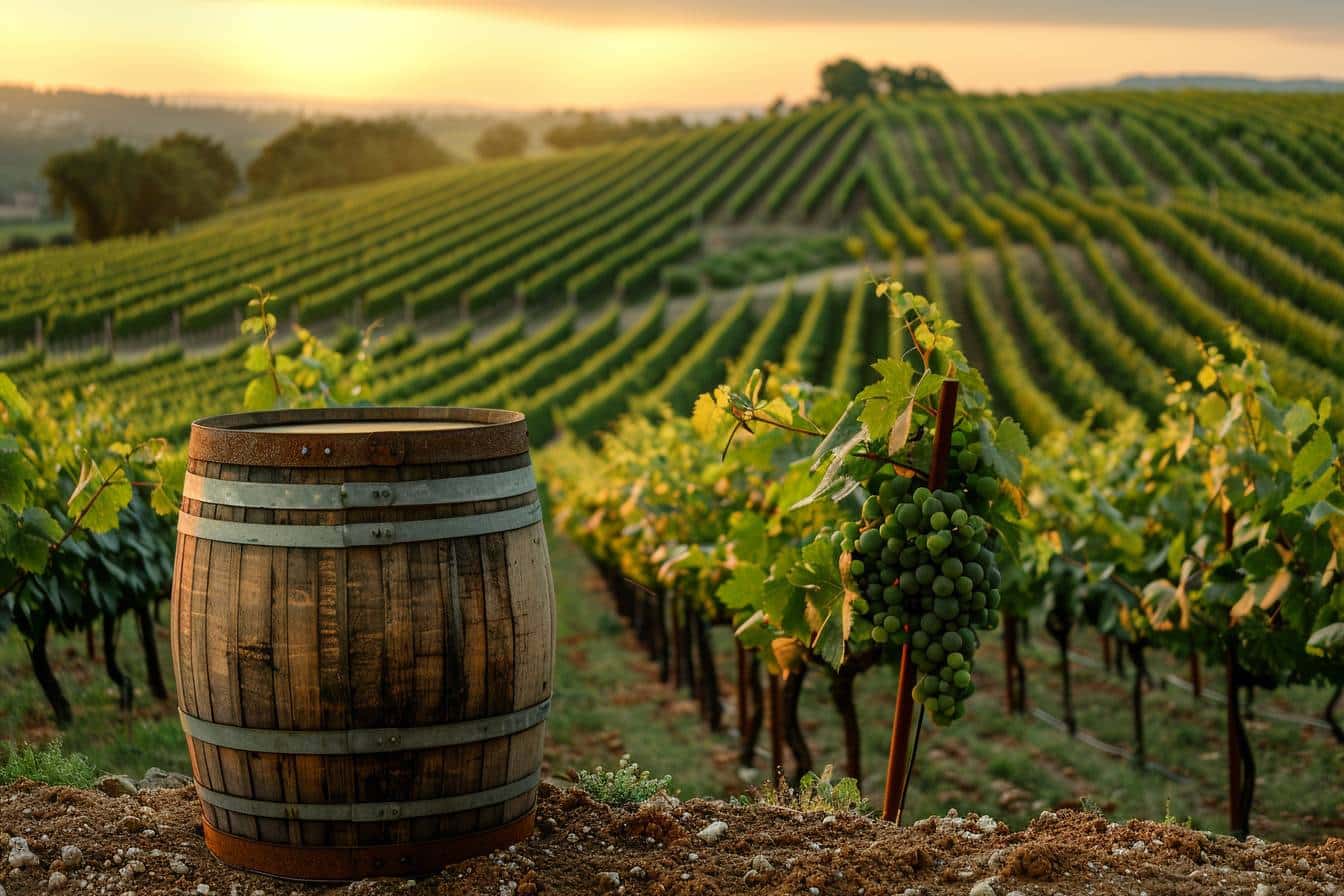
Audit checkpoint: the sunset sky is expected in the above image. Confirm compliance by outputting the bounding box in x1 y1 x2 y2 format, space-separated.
5 0 1344 109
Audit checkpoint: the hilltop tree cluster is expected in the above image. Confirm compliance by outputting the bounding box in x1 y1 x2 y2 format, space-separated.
245 117 448 199
543 112 690 152
43 133 239 243
820 58 953 102
475 121 530 160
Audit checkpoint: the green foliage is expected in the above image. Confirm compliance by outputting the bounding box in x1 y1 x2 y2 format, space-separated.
544 112 690 151
574 755 673 806
547 282 1025 731
754 765 872 816
474 122 529 160
820 58 874 102
43 133 237 242
1020 334 1344 686
0 740 98 788
240 287 376 411
246 117 447 200
0 372 171 621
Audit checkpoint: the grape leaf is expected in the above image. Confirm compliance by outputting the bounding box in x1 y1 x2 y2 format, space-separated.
13 507 63 573
855 358 915 441
1283 402 1316 440
68 462 132 533
809 400 864 473
150 453 186 516
718 564 765 610
728 512 768 566
244 375 279 411
788 537 852 668
243 343 273 373
0 451 33 512
1292 427 1334 482
1285 469 1337 514
0 373 32 421
978 419 1028 484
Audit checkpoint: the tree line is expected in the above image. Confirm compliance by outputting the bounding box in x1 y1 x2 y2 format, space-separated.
819 58 953 102
473 112 693 161
44 118 448 243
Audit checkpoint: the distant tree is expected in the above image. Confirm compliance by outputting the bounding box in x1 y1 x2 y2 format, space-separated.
878 64 954 95
767 96 788 116
545 112 689 151
139 132 239 229
44 138 144 242
474 121 529 160
154 132 239 198
820 58 874 102
908 65 953 92
247 118 448 200
44 133 239 242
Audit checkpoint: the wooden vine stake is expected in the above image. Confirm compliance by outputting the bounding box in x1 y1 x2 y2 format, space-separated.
882 377 959 822
768 673 785 785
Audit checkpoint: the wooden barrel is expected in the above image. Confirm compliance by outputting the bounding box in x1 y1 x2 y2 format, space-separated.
170 407 555 881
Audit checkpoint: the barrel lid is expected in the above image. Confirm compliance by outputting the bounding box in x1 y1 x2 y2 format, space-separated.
188 406 529 467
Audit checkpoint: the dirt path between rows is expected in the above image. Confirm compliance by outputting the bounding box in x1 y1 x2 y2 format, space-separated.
3 779 1341 895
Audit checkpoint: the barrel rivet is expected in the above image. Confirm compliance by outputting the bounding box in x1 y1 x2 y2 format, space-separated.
300 446 309 456
323 446 332 456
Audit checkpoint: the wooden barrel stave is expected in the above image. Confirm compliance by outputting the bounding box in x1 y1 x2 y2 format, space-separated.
172 409 553 878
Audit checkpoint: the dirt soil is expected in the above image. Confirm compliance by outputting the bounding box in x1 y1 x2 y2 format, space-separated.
2 779 1341 896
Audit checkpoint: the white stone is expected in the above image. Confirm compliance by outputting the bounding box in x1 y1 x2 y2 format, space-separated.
169 861 189 876
48 872 68 890
7 839 38 869
60 848 83 869
197 885 211 895
595 871 619 890
750 855 773 873
976 816 998 833
1254 885 1272 896
822 815 837 825
969 879 997 896
696 821 728 844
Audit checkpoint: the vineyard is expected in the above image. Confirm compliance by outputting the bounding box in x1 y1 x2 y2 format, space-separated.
3 87 1344 873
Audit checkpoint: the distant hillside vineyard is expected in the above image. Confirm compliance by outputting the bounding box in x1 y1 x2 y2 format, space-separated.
5 89 1344 444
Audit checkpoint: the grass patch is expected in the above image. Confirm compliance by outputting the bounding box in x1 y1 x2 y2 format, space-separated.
0 740 98 788
575 756 672 806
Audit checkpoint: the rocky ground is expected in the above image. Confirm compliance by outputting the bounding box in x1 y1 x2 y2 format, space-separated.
2 778 1341 896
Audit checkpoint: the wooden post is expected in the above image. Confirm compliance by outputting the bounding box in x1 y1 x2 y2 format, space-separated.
171 308 182 343
1189 651 1202 699
1227 641 1244 836
33 316 43 352
736 642 749 749
103 313 114 354
882 378 959 822
768 672 784 784
1223 505 1249 838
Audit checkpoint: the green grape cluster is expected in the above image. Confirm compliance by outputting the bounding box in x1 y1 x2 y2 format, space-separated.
815 429 1003 726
